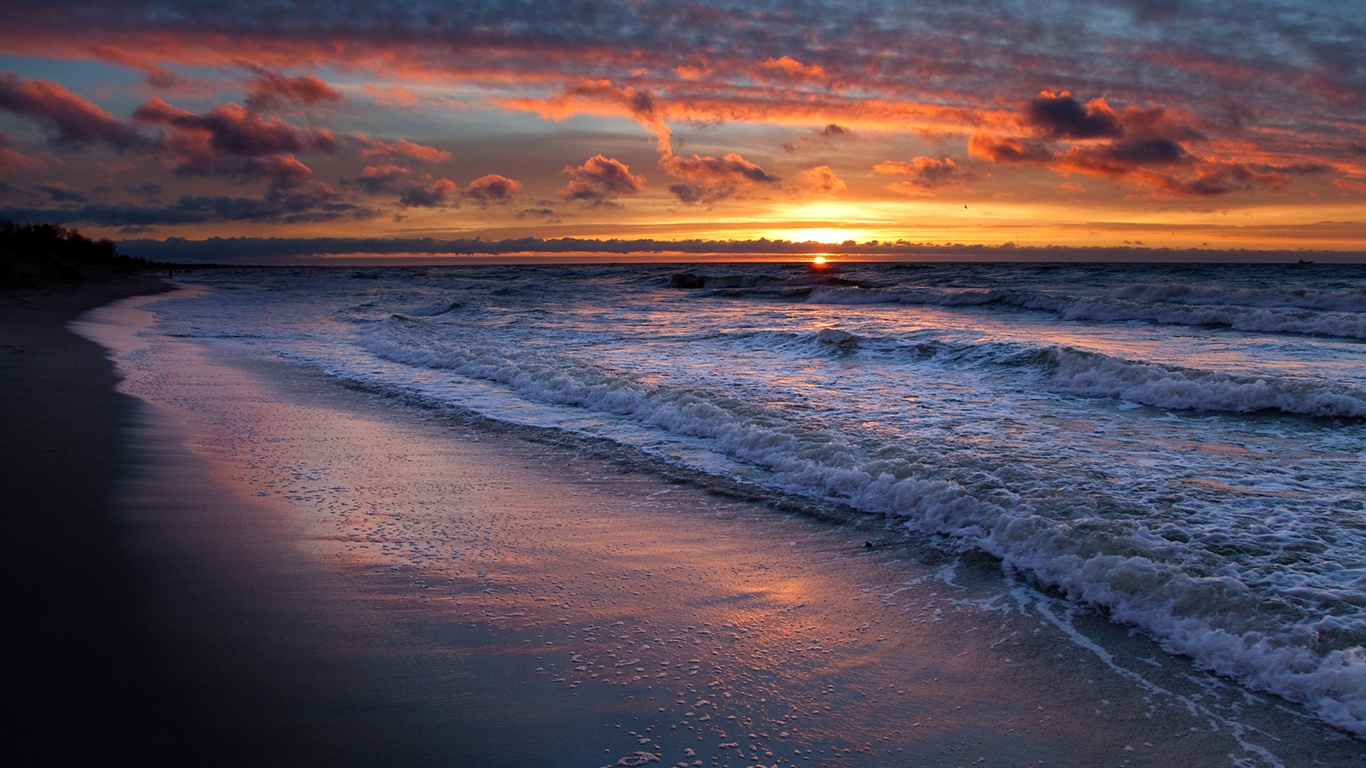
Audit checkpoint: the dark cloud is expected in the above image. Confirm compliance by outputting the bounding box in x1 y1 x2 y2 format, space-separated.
0 72 146 149
351 164 410 194
1177 161 1327 196
399 177 458 208
133 98 336 160
562 155 645 206
126 181 163 198
39 183 88 202
1066 137 1190 177
515 207 558 220
1026 93 1124 140
0 194 375 227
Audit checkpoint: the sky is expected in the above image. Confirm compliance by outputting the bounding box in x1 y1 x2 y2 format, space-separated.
1 0 1363 260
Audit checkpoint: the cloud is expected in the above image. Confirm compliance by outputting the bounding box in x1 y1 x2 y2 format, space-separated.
0 195 375 227
968 134 1056 165
784 124 854 153
133 98 336 162
761 56 827 82
1025 92 1123 139
873 156 975 195
506 80 674 154
794 165 847 197
359 138 452 163
563 155 646 206
0 130 47 174
964 92 1318 198
243 68 345 112
39 183 89 203
462 174 522 206
398 177 458 208
661 152 778 204
352 164 410 194
0 72 146 149
1173 161 1326 196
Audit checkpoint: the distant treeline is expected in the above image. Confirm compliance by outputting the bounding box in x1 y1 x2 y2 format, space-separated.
0 220 145 264
1 221 157 287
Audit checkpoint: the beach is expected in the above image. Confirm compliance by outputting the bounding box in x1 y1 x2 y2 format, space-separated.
3 273 1362 766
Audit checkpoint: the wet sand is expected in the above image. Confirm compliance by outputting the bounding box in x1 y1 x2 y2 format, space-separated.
6 282 1361 766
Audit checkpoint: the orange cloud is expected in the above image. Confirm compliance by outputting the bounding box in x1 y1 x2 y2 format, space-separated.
563 155 646 207
360 138 452 163
794 165 847 197
873 156 975 196
661 152 779 205
761 56 827 82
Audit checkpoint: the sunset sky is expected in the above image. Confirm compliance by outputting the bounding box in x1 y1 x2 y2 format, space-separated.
1 0 1363 260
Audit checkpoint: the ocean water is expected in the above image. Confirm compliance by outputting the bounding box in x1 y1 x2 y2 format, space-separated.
149 260 1366 738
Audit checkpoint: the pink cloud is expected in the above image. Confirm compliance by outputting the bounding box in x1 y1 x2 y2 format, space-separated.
462 174 522 206
0 72 145 149
0 130 47 174
563 155 646 206
353 164 410 194
243 68 345 112
360 138 452 163
661 152 778 204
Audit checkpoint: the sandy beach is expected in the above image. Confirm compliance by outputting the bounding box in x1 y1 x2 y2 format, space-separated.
4 278 1361 767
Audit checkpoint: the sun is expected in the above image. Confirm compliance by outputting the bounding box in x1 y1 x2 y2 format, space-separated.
811 255 828 265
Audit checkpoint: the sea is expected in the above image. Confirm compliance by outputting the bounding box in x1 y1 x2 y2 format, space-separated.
142 259 1365 740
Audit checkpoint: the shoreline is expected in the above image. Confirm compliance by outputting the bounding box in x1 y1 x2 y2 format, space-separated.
0 274 195 764
5 277 1362 766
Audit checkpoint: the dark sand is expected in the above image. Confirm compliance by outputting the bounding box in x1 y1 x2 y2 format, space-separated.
0 275 194 764
5 279 1362 767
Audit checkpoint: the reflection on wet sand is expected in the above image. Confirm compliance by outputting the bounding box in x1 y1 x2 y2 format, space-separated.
85 295 1363 767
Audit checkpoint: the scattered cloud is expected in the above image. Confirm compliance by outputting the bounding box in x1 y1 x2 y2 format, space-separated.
0 72 146 149
398 177 458 208
794 165 847 197
761 56 827 82
563 155 646 206
352 164 410 195
1025 92 1123 140
873 156 975 195
462 174 522 206
39 182 88 202
359 138 452 163
243 68 345 112
661 152 778 204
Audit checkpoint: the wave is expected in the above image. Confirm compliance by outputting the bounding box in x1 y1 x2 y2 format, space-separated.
1108 282 1366 314
761 329 1366 419
802 285 1366 340
1041 347 1366 419
353 315 1366 737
